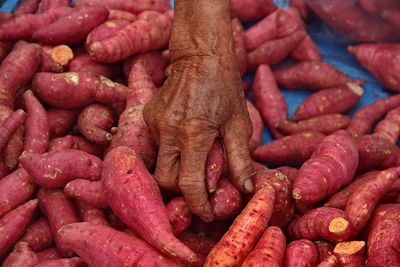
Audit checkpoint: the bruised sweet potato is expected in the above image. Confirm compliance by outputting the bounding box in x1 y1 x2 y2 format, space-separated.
20 218 54 252
73 0 170 14
47 109 79 138
284 239 319 267
205 141 225 193
210 177 243 220
231 0 277 22
2 242 39 267
64 179 107 209
166 196 192 236
40 45 74 73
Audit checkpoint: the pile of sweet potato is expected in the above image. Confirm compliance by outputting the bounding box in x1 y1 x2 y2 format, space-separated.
0 0 399 266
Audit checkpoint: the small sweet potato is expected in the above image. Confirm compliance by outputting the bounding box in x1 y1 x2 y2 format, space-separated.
108 10 137 22
166 196 192 236
47 109 79 138
14 0 40 15
291 35 322 62
20 218 54 252
85 20 130 48
277 114 351 135
20 149 102 188
205 141 225 193
292 83 363 121
0 109 26 151
316 240 335 262
231 0 277 22
40 0 70 11
35 257 85 267
232 18 248 75
244 11 278 52
0 200 38 257
288 207 353 243
37 188 80 257
73 0 170 14
77 103 114 145
64 179 107 209
75 201 108 226
40 45 74 73
284 239 319 267
204 184 275 266
2 242 39 267
374 106 400 143
252 64 287 139
293 130 358 204
210 177 243 220
242 226 286 267
333 241 365 267
318 255 339 267
252 131 326 166
36 248 61 262
33 72 129 109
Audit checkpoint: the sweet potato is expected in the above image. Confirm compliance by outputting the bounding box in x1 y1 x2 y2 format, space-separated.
288 207 353 243
324 171 380 210
241 226 286 267
232 18 247 75
77 103 114 145
277 114 351 136
205 141 225 193
89 11 172 63
33 6 109 45
85 20 131 48
58 222 180 267
64 179 107 209
33 72 129 109
318 255 339 267
47 109 79 138
316 241 335 261
3 242 39 267
273 61 355 90
48 136 74 152
347 94 400 138
345 168 399 236
75 201 108 226
290 0 311 19
210 177 243 220
73 0 170 14
20 149 102 188
293 130 358 204
244 11 278 52
166 196 192 236
358 0 400 15
252 64 287 139
23 90 49 154
37 189 80 256
40 0 70 11
0 156 9 179
381 9 400 30
231 0 277 22
276 166 298 184
0 109 26 151
365 204 400 266
284 239 319 267
0 41 41 108
333 241 365 267
252 131 326 166
177 233 215 257
204 184 275 266
20 218 54 252
70 136 104 158
292 83 363 121
248 31 306 69
0 200 38 257
246 101 263 151
14 0 39 15
374 106 400 143
40 45 74 73
291 35 323 62
306 0 400 42
0 41 13 63
102 146 200 265
36 248 61 262
348 44 400 92
109 10 137 22
35 257 85 267
0 7 71 41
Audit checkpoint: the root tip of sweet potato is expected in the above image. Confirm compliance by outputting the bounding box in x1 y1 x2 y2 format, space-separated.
347 82 364 96
105 133 113 141
293 189 302 200
328 217 349 233
334 241 365 255
51 45 74 66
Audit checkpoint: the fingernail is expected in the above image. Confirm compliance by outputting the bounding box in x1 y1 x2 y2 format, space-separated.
244 179 254 193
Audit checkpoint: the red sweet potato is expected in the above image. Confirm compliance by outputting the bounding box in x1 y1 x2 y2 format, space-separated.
36 248 61 262
293 130 358 204
33 6 109 45
0 7 71 41
3 242 39 267
37 188 80 256
210 177 243 220
0 109 26 151
345 167 399 236
324 171 380 210
0 11 12 24
0 200 38 257
166 196 192 236
205 141 225 193
64 179 107 209
349 43 400 92
252 64 287 139
108 10 137 22
85 20 131 48
381 9 400 30
48 136 74 152
291 35 322 62
178 232 216 257
358 0 400 15
288 207 353 243
374 106 400 143
241 226 286 267
246 101 263 151
276 166 298 184
292 82 363 121
77 103 114 145
35 257 85 267
23 90 49 154
306 0 400 42
102 146 201 265
40 45 74 73
333 241 365 267
316 240 335 262
20 218 54 252
244 11 278 52
47 109 79 138
89 11 172 63
74 0 170 14
70 136 104 158
275 7 304 37
248 31 306 69
0 168 36 218
252 131 326 166
33 72 129 109
277 114 351 135
273 61 355 90
0 41 13 63
232 18 248 76
231 0 277 22
284 239 319 267
204 184 275 266
318 255 339 267
75 201 108 226
40 0 70 11
14 0 40 15
290 0 311 19
347 94 400 138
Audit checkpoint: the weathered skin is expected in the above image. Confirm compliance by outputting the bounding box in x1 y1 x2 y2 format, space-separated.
143 0 254 221
166 197 192 236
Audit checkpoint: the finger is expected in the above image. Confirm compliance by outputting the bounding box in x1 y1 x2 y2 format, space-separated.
179 132 216 222
222 118 254 194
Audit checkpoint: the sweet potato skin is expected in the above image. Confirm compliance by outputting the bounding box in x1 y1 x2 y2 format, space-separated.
231 0 277 22
75 201 109 226
35 257 85 267
374 106 400 143
64 179 107 209
0 109 26 151
333 241 365 267
178 232 216 257
205 141 225 193
47 109 79 138
85 20 131 48
244 11 278 52
317 255 339 267
40 0 70 11
108 10 137 22
36 248 62 262
2 242 39 267
246 100 263 152
14 0 39 15
284 239 319 267
74 0 170 14
210 177 243 220
291 35 322 62
166 196 192 236
316 241 335 262
20 218 54 252
290 0 311 19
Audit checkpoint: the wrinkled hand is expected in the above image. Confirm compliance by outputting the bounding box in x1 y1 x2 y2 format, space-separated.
144 52 254 222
